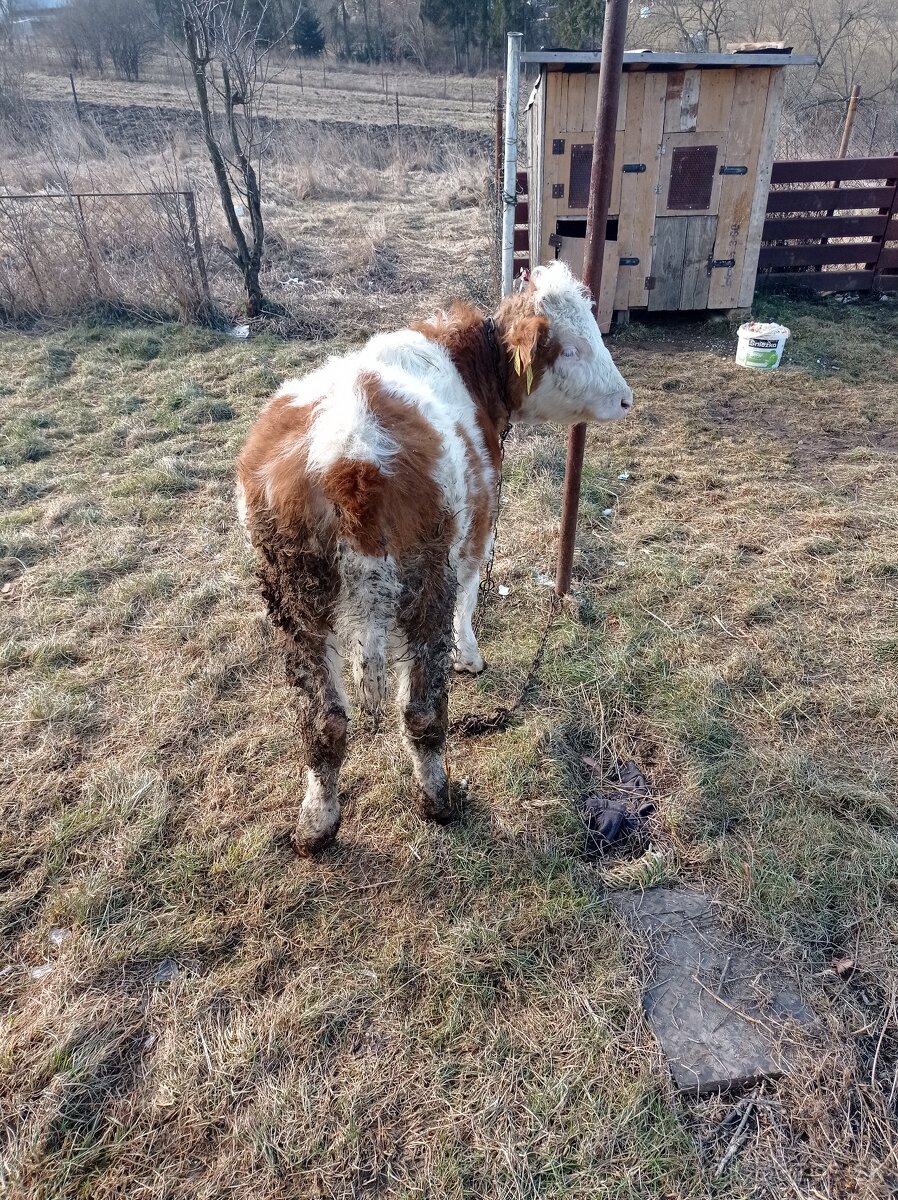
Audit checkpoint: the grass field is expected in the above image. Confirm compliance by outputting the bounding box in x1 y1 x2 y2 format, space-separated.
2 287 897 1198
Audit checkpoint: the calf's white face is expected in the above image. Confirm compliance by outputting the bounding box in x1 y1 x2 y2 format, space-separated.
516 262 634 425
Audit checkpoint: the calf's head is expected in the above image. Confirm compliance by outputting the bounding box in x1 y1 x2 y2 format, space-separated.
499 261 633 425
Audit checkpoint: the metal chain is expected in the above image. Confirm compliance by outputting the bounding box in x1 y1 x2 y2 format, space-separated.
473 426 508 636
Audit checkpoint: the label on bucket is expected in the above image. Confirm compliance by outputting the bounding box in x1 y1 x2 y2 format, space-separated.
748 337 780 349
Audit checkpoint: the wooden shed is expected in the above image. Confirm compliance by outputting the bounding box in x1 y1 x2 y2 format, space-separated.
523 49 813 329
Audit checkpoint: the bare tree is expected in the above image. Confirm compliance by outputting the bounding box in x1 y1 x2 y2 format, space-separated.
178 0 283 315
100 0 158 80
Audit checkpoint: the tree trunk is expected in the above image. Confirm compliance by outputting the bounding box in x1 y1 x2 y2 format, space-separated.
340 0 351 59
360 0 372 62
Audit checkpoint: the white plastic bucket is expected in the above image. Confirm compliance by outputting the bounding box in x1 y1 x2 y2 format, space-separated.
736 321 790 370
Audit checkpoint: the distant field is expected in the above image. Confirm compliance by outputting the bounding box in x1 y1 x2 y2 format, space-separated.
2 291 897 1198
23 57 500 136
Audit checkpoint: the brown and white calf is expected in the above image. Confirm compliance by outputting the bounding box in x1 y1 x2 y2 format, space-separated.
236 261 633 853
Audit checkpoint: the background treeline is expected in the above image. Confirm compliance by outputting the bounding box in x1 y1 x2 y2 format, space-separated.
4 0 898 152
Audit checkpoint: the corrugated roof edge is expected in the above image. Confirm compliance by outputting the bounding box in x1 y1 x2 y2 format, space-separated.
520 50 816 67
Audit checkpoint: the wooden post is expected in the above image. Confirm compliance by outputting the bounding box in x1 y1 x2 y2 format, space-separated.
820 84 861 269
471 80 475 112
395 91 401 155
837 83 860 159
184 190 210 305
69 74 82 121
555 0 628 597
299 65 303 93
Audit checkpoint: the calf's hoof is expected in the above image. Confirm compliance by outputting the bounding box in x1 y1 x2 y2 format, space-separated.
453 652 485 675
417 785 456 825
291 812 341 858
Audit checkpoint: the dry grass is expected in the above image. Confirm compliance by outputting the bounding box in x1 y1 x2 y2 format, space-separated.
0 92 492 325
1 291 897 1198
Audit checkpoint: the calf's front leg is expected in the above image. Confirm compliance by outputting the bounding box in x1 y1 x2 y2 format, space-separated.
452 564 485 674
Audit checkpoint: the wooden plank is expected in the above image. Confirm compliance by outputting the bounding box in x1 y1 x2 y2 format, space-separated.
616 72 628 131
557 236 618 331
528 71 544 265
648 217 688 310
759 242 886 268
738 67 785 307
520 51 816 66
516 169 528 195
681 215 717 308
695 69 735 132
539 71 564 266
765 186 895 213
515 201 529 224
770 157 898 185
757 270 875 292
874 272 898 290
877 246 898 269
565 71 587 133
887 219 898 241
707 68 770 308
680 69 701 131
761 214 888 239
580 71 628 134
614 70 647 310
513 227 529 251
664 72 685 132
629 70 667 309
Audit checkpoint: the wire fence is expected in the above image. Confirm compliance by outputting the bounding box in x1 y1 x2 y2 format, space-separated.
0 188 213 321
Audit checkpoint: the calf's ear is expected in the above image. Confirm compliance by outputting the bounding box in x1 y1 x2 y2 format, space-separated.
506 314 550 385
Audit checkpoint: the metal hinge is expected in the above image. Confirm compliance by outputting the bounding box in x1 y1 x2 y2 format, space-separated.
644 276 656 291
710 258 736 268
552 183 565 199
619 256 640 266
552 138 565 155
622 163 646 173
720 165 748 175
548 233 563 248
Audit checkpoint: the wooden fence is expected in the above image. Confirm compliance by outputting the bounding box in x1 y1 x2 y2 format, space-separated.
757 155 898 294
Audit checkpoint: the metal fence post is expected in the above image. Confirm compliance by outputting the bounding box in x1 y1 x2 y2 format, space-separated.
501 32 522 297
555 0 628 597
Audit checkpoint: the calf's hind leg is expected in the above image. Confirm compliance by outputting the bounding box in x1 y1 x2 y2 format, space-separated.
286 634 349 855
396 551 456 823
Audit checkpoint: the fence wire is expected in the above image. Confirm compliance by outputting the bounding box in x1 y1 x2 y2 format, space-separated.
0 189 211 321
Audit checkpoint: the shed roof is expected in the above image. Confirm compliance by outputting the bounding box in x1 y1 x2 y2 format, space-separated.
521 49 815 68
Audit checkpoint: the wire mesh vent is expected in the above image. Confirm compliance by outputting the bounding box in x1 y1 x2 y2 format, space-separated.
569 144 593 209
667 145 718 211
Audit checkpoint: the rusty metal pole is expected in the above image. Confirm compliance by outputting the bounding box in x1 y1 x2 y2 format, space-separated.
494 74 504 298
837 83 860 158
555 0 628 597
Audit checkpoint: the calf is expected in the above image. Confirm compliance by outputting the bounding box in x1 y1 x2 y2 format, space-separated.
236 261 633 854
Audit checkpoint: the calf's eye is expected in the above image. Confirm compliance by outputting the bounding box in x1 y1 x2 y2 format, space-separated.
561 346 579 360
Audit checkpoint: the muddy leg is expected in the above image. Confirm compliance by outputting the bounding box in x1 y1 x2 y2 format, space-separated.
396 549 456 823
286 634 349 855
398 652 452 822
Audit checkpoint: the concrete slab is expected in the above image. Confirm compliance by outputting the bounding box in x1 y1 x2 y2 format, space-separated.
615 887 814 1094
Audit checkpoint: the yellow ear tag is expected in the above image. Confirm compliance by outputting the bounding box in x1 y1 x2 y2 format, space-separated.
513 346 522 376
526 364 534 394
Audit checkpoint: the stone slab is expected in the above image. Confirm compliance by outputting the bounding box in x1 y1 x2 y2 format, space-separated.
615 887 814 1094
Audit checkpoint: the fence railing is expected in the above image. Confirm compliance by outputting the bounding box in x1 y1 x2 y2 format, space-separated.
0 188 212 321
757 155 898 294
